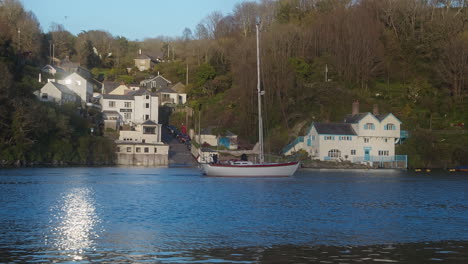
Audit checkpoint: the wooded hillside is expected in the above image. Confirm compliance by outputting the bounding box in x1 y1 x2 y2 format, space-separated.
0 0 466 168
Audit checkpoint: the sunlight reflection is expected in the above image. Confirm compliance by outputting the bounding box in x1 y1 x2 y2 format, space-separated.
48 187 100 256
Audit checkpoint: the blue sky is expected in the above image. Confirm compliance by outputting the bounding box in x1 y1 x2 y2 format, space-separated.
21 0 244 40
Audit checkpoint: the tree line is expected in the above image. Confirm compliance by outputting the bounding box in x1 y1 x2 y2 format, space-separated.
0 0 467 168
0 0 115 166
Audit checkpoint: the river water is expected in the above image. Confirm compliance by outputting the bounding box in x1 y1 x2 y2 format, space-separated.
0 168 467 263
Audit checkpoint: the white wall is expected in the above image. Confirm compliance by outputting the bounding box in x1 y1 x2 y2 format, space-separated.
58 73 92 104
134 94 159 124
101 98 134 124
38 82 76 105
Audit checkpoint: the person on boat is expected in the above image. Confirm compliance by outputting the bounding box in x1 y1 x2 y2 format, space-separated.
240 154 248 161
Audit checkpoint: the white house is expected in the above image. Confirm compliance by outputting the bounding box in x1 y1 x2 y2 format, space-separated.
283 102 406 167
158 87 187 105
101 89 159 125
36 82 78 105
57 72 93 105
115 120 169 166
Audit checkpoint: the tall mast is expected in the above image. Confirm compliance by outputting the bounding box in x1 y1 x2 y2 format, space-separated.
256 23 264 164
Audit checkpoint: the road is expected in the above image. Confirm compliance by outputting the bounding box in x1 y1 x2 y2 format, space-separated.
162 127 197 168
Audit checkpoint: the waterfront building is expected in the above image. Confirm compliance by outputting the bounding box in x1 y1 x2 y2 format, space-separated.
283 101 407 168
115 120 169 166
101 89 159 126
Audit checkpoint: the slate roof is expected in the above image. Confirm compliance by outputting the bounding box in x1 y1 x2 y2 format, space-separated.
50 82 75 95
135 54 159 62
344 113 369 123
102 94 134 100
344 112 400 123
41 64 65 73
142 120 158 126
145 75 172 84
103 81 120 94
313 122 357 135
158 87 177 93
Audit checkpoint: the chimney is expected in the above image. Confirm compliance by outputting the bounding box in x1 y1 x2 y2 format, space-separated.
38 73 41 83
352 100 359 116
373 104 379 116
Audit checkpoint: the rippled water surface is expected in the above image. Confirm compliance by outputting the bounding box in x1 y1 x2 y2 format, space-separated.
0 168 467 263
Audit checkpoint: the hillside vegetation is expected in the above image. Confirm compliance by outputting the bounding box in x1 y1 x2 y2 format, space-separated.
0 0 467 168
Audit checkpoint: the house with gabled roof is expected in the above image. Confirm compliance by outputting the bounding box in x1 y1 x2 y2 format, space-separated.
36 82 78 105
102 81 120 94
134 49 161 71
57 72 94 105
41 64 65 76
283 101 407 168
140 74 172 90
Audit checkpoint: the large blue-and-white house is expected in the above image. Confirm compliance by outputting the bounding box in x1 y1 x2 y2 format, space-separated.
283 101 407 167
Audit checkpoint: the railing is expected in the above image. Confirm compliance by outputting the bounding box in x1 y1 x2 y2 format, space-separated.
351 155 408 168
400 130 409 139
282 136 304 154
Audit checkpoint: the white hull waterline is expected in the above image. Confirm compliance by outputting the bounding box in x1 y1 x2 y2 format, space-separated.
201 162 300 177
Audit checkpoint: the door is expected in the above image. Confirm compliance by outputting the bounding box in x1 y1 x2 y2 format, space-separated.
364 148 371 161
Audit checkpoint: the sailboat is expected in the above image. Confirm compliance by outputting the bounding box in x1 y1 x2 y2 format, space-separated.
201 23 300 177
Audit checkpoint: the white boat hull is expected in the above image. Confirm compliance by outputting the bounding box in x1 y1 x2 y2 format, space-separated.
201 162 300 177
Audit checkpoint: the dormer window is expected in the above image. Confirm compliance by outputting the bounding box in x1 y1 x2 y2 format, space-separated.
385 123 396 130
364 123 375 130
146 95 150 99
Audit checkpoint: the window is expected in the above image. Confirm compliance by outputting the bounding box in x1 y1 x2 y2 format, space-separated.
351 149 356 155
145 114 149 120
143 127 156 134
146 95 150 99
384 138 388 143
145 103 150 108
41 93 48 99
126 147 131 152
364 138 370 143
364 123 375 130
142 139 146 143
339 136 352 141
378 150 389 156
385 123 396 130
328 149 341 158
154 148 157 153
108 101 116 108
124 113 131 119
144 147 149 153
324 136 334 140
136 147 141 153
124 102 132 108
